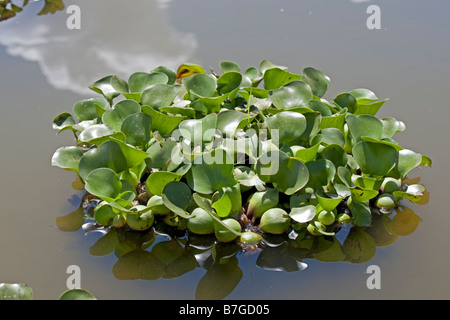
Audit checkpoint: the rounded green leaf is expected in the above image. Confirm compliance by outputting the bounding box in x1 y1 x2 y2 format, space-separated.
352 140 398 176
346 114 384 143
290 205 316 223
73 98 108 121
51 146 83 173
102 99 142 132
59 289 97 300
178 113 217 146
217 110 255 138
212 184 242 218
269 80 313 109
78 140 128 181
141 105 185 137
146 171 182 196
350 88 378 105
151 65 177 84
121 113 152 147
128 72 169 93
78 124 121 145
89 75 129 105
265 111 307 144
217 71 242 94
305 159 336 190
140 84 181 109
161 181 192 219
183 73 217 98
396 149 422 179
256 150 309 195
302 67 330 98
85 168 122 202
333 93 357 113
220 60 241 73
187 148 237 194
53 112 76 132
322 144 348 168
264 68 302 90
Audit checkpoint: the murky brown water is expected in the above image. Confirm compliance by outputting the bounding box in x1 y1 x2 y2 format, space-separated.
0 0 449 299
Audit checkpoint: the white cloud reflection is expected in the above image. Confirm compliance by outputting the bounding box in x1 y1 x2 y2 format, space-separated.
0 0 197 95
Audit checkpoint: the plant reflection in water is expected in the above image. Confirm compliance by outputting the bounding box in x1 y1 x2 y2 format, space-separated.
56 176 429 300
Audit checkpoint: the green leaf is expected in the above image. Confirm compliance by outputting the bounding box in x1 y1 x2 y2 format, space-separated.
259 59 287 74
381 117 406 139
289 205 316 223
256 150 309 195
141 105 185 137
220 60 241 73
52 112 76 132
333 93 357 113
183 73 217 98
212 184 242 218
78 140 128 181
146 171 182 196
354 99 388 116
346 114 384 143
78 124 125 145
151 66 177 84
352 140 398 177
140 84 181 109
217 71 242 94
302 67 330 98
59 289 97 300
350 88 378 105
349 201 372 227
265 111 307 144
161 181 192 219
269 81 313 110
101 99 142 132
319 128 346 147
121 113 152 147
396 149 422 179
305 159 336 190
350 187 379 202
187 148 237 194
322 144 348 168
128 72 169 93
85 168 122 202
178 113 217 146
51 146 84 173
216 110 255 138
316 191 343 212
89 75 128 105
263 68 302 90
73 98 108 121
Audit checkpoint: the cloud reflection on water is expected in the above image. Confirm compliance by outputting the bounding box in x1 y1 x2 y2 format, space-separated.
0 0 197 95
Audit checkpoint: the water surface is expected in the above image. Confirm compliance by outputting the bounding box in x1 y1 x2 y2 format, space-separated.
0 0 449 299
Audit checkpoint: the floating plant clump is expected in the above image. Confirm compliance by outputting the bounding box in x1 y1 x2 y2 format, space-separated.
51 59 431 247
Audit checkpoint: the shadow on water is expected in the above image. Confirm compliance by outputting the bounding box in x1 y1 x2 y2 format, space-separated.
56 175 429 300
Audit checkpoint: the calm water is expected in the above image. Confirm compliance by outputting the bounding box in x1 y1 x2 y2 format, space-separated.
0 0 449 299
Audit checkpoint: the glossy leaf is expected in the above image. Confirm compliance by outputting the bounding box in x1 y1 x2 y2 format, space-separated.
264 68 302 90
78 140 128 181
51 146 83 173
346 114 383 143
302 67 330 98
121 113 152 147
140 84 181 109
350 88 378 105
59 289 97 300
73 98 108 121
256 150 309 195
146 171 182 196
89 75 128 105
101 99 142 132
269 81 313 110
128 72 169 93
53 112 76 132
266 111 307 144
161 181 192 219
187 149 237 194
305 159 336 190
85 168 122 202
290 205 316 223
141 105 185 137
352 140 398 176
333 93 357 113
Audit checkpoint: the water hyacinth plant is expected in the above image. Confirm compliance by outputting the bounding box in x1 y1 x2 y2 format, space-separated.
51 59 431 246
